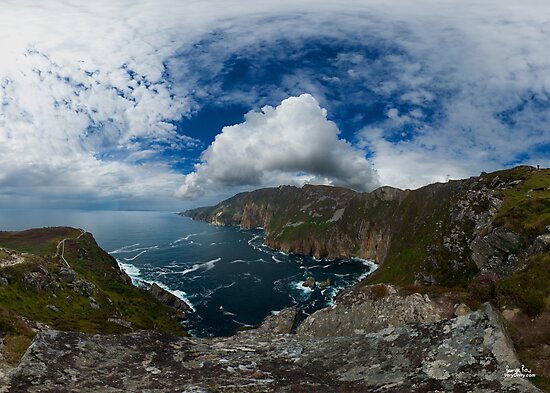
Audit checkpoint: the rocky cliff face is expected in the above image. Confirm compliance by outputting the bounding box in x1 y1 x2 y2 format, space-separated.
183 166 549 288
182 167 550 390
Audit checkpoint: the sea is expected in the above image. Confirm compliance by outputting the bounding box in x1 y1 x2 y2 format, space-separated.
0 209 376 337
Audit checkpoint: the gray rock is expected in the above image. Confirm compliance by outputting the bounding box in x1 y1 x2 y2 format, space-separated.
147 283 192 314
72 280 96 297
108 318 132 330
4 304 541 392
297 284 444 337
319 278 331 289
58 267 76 283
46 305 59 313
23 266 58 292
89 300 100 310
255 308 297 335
470 228 522 271
454 303 472 317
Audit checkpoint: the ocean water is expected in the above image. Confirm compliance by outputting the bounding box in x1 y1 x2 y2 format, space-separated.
0 209 376 336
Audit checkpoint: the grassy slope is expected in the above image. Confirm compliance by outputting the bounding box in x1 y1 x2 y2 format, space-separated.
364 180 478 287
491 169 550 391
0 228 186 366
376 167 550 390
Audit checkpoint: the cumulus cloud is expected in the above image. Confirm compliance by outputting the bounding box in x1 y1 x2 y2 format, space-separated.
176 94 378 199
1 0 550 209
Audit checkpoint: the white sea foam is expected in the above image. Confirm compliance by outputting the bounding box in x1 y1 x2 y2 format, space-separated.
271 255 284 263
241 272 262 284
124 246 159 261
202 257 221 271
229 259 247 264
117 260 142 285
150 280 196 312
109 243 140 254
180 264 201 276
247 235 261 245
202 281 237 299
293 281 314 294
352 257 378 280
123 249 148 261
118 260 140 277
173 232 206 244
229 258 266 265
219 306 237 316
116 260 196 312
231 319 253 327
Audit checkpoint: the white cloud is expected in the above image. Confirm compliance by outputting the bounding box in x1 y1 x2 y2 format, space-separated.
1 0 550 209
176 94 378 199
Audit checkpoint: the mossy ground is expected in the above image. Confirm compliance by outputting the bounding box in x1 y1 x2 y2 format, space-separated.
0 227 81 255
492 168 550 240
0 228 186 365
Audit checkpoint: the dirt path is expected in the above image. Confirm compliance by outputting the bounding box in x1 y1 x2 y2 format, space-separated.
54 229 87 269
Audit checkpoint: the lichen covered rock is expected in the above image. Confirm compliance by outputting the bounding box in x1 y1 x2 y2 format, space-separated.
4 304 541 392
297 284 447 337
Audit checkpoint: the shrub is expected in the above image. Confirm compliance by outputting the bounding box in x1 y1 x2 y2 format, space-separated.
370 284 389 299
469 273 497 303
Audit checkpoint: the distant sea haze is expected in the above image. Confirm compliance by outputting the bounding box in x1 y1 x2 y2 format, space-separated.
0 209 376 336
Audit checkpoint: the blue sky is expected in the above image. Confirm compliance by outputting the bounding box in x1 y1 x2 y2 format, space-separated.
0 1 549 210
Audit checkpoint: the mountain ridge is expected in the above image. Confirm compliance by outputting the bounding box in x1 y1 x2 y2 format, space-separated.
184 166 549 287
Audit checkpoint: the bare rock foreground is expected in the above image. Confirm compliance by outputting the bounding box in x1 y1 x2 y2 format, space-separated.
3 304 540 393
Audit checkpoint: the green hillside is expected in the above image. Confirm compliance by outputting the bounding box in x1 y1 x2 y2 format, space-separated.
0 227 186 365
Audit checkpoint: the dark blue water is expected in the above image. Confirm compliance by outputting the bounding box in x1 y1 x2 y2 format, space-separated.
0 210 376 336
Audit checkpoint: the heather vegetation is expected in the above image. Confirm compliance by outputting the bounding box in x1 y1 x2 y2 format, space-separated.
0 228 186 365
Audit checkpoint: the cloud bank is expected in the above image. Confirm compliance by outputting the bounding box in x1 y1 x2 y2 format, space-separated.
176 94 378 199
0 0 549 208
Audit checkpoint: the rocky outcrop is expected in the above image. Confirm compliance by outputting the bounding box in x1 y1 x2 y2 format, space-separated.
254 308 298 335
297 284 450 337
4 304 541 392
146 283 193 315
301 276 315 289
470 228 523 272
23 266 58 293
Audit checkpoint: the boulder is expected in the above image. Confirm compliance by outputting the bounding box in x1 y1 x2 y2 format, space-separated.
255 307 298 334
107 318 132 330
23 267 58 292
297 284 445 337
470 228 522 273
58 267 76 283
72 279 96 297
319 278 331 289
147 283 192 314
454 303 472 317
302 276 316 289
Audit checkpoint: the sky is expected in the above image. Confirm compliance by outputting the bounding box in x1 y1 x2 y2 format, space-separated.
1 0 549 210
